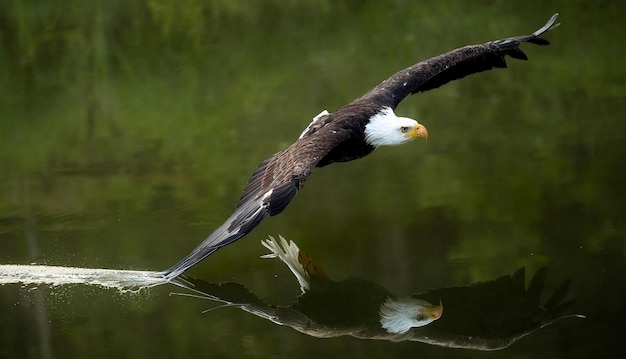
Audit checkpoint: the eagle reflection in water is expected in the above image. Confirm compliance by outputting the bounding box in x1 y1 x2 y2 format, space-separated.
170 236 583 351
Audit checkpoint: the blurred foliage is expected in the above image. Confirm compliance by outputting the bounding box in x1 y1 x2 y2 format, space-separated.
1 0 625 358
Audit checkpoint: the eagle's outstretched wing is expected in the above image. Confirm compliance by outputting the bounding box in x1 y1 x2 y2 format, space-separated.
357 13 559 109
162 124 352 280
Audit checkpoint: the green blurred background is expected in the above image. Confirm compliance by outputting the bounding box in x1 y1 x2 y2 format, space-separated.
1 0 624 358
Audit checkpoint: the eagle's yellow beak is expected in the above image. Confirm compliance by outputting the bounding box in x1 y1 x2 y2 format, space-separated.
408 124 428 140
418 300 443 320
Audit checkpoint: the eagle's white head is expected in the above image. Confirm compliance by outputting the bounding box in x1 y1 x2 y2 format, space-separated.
364 107 428 147
365 107 428 147
379 297 443 334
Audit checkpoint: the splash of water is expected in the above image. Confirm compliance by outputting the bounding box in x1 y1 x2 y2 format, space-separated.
0 265 168 291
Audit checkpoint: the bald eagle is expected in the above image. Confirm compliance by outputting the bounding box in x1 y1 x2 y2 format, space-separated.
163 14 559 279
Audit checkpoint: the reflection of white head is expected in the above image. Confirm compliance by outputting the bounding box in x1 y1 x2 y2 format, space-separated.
379 297 443 334
364 107 428 147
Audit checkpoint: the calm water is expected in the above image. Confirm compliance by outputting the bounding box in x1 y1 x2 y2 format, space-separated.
1 1 625 358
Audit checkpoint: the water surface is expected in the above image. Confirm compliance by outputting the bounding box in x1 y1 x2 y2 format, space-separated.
1 1 624 358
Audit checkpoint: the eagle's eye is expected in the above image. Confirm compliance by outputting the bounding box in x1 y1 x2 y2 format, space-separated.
400 126 410 133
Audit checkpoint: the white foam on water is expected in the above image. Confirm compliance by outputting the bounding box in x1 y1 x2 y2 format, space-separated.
0 264 168 291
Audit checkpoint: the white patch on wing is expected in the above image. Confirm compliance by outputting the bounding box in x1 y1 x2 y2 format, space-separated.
261 188 274 202
299 110 329 139
226 189 272 236
218 191 272 243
